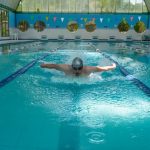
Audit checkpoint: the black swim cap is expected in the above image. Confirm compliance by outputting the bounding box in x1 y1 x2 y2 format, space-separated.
72 57 83 70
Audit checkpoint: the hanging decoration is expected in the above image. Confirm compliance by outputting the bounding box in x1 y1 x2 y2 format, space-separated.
134 21 146 33
61 17 64 22
53 17 57 22
83 18 88 23
46 16 49 21
100 18 103 23
18 20 29 32
130 16 134 22
138 16 141 21
67 21 79 32
85 21 96 32
117 18 130 33
34 21 46 32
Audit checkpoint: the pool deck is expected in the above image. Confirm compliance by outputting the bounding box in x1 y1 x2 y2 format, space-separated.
0 39 37 45
1 39 149 46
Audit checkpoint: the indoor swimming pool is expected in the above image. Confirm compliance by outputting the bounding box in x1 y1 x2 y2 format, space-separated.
0 41 150 150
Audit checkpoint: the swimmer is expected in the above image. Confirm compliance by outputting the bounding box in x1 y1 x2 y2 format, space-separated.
40 57 116 76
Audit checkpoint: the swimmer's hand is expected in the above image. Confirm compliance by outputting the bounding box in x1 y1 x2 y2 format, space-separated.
96 63 116 71
112 63 116 69
40 64 46 68
40 63 60 70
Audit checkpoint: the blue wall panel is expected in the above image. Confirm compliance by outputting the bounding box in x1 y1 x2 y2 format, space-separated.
9 11 15 28
16 13 149 29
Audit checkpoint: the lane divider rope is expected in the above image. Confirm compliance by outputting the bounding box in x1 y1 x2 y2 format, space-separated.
89 43 150 97
0 42 65 88
0 53 49 88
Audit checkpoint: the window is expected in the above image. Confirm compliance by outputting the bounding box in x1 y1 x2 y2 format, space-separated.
135 0 143 13
55 0 61 12
81 0 89 13
69 0 76 12
102 0 116 13
89 0 96 13
76 0 82 12
142 0 147 12
49 0 55 12
16 0 148 13
96 0 102 12
0 9 9 37
116 0 129 13
62 0 70 13
21 0 29 12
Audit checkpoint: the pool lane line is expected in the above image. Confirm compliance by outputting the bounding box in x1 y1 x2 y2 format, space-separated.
0 53 49 88
0 42 65 88
89 43 150 97
101 52 150 97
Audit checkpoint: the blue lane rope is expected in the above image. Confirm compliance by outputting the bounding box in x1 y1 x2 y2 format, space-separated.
0 53 49 88
0 42 65 88
89 43 150 97
102 52 150 97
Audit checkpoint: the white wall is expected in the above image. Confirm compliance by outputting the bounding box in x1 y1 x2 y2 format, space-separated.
0 37 10 40
9 28 150 41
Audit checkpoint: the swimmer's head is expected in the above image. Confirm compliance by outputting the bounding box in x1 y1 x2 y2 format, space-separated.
72 57 83 71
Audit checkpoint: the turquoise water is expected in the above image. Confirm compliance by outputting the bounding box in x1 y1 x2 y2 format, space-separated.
0 41 150 150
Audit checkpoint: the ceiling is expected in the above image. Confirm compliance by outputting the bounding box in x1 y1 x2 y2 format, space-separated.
144 0 150 12
0 0 20 10
0 0 150 12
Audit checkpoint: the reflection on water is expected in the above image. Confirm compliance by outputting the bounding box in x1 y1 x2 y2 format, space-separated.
76 99 150 127
27 70 150 128
50 73 102 85
0 45 10 54
86 132 105 144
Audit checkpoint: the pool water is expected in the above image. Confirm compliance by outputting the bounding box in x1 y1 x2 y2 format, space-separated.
0 41 150 150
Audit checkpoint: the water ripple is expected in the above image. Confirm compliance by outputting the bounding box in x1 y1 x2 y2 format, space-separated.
86 132 105 144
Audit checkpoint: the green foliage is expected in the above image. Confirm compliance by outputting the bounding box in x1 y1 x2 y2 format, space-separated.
117 18 130 33
134 21 146 33
67 21 78 32
85 21 96 32
34 21 46 32
18 20 29 32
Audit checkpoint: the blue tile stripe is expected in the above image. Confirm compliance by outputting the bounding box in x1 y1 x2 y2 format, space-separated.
0 53 49 88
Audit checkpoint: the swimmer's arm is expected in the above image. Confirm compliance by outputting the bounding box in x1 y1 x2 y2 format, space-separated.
40 64 58 69
40 63 68 71
96 63 116 71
